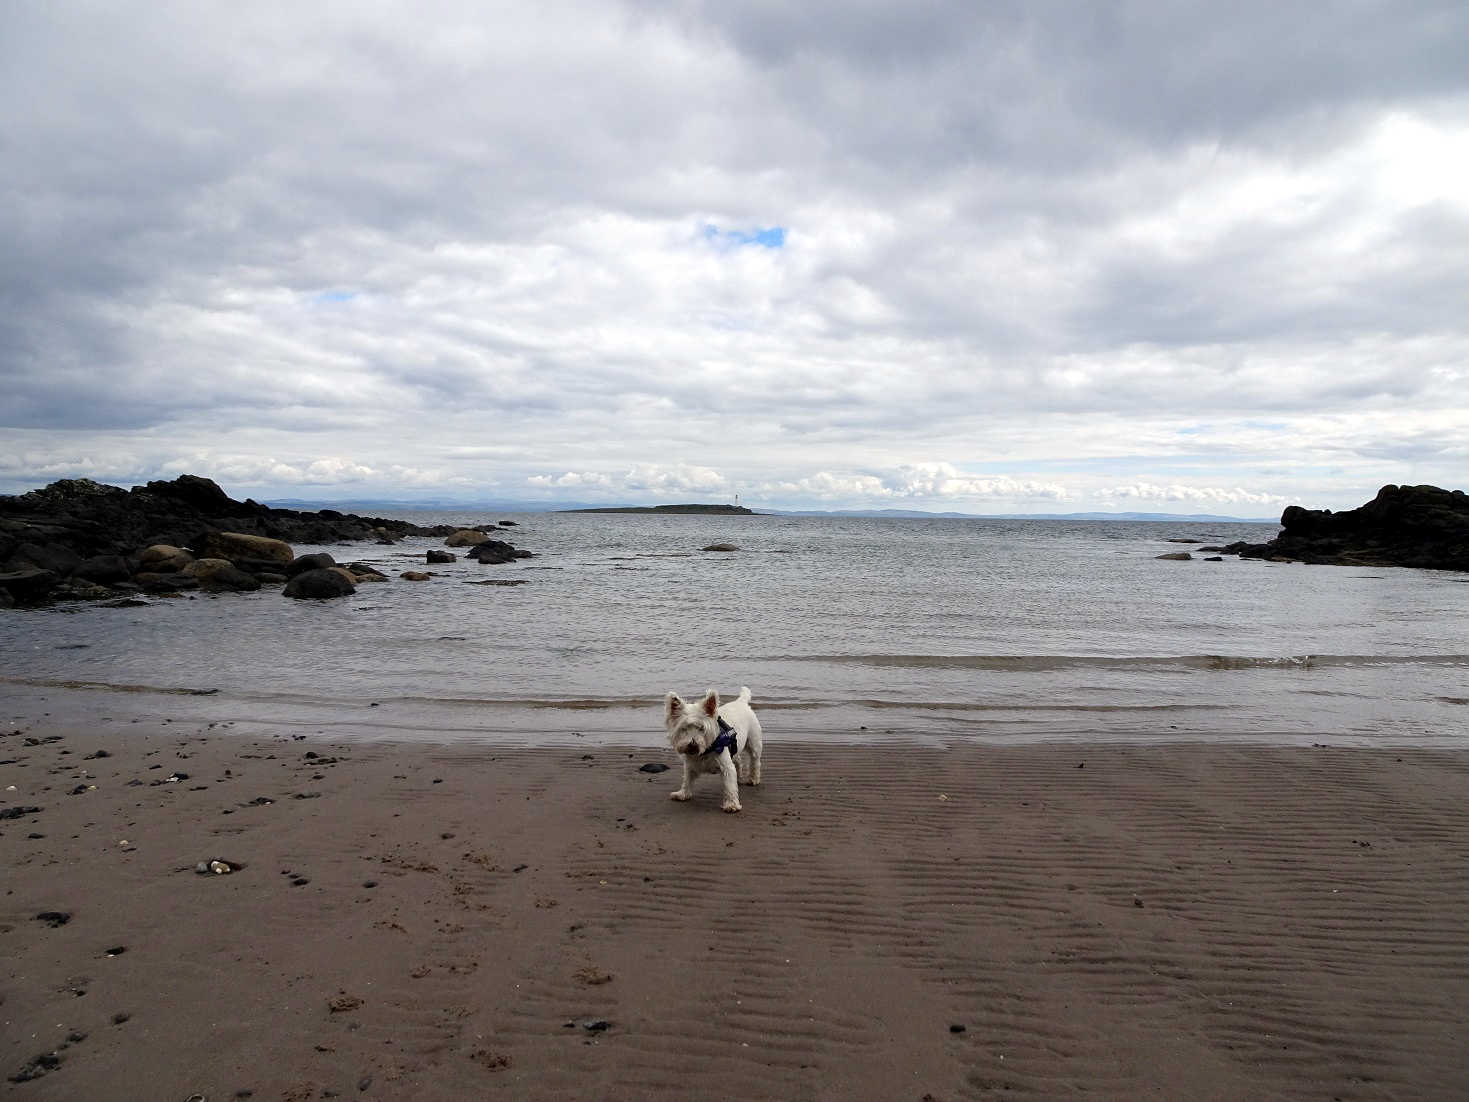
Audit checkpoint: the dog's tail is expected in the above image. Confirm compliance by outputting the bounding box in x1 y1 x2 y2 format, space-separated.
736 685 752 703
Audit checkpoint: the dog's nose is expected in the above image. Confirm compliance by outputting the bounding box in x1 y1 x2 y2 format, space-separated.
684 745 701 756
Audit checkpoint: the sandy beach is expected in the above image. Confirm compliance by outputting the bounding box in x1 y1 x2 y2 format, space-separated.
3 720 1468 1101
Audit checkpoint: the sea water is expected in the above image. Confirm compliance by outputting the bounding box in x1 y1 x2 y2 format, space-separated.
2 512 1466 747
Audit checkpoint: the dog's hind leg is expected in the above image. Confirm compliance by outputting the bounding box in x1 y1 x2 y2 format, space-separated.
746 715 763 787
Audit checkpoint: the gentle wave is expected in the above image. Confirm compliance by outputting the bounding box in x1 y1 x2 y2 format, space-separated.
777 653 1469 672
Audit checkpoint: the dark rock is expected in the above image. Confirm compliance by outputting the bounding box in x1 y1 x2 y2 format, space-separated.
287 552 337 578
1 805 43 819
183 559 260 592
426 549 455 564
134 572 200 593
144 474 234 512
1203 555 1224 562
283 568 355 599
72 554 132 583
1155 552 1192 561
0 568 59 603
638 763 670 773
1227 484 1469 571
701 543 739 552
9 1051 62 1083
466 539 519 564
35 911 72 927
5 540 83 577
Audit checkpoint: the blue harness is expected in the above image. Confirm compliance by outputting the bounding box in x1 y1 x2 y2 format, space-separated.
704 716 740 759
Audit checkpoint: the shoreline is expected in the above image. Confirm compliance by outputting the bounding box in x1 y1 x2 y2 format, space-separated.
3 723 1467 1099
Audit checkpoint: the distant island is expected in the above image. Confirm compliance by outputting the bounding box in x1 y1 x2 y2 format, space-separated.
563 503 755 515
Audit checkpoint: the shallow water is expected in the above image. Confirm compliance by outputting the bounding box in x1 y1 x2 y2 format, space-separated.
3 512 1466 747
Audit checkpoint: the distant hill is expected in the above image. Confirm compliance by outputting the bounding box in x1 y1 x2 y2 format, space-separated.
264 498 1275 523
563 503 755 515
758 508 1278 523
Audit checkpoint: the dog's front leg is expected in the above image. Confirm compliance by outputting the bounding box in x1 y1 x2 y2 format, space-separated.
670 759 696 802
717 751 741 813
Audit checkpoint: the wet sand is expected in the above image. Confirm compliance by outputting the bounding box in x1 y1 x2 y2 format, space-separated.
3 721 1468 1100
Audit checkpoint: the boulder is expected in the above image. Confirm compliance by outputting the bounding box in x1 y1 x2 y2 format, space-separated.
344 562 388 581
445 529 492 548
426 550 456 564
286 552 336 578
701 543 739 552
283 568 356 599
182 558 261 591
467 539 520 564
1156 552 1193 561
197 531 294 567
5 541 82 577
139 544 193 573
0 567 59 603
400 571 432 581
72 554 132 584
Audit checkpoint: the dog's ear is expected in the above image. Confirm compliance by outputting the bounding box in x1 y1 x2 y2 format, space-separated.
664 692 684 723
701 689 719 717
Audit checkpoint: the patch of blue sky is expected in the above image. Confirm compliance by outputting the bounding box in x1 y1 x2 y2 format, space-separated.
312 290 359 304
701 223 786 250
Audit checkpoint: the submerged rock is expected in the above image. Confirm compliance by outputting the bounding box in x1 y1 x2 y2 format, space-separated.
283 568 356 599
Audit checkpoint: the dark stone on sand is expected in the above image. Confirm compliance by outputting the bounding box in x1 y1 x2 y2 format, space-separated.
638 763 670 773
1224 484 1469 571
1 805 43 819
283 567 355 599
35 911 72 927
583 1020 612 1032
949 1024 967 1034
111 1012 130 1025
9 1051 62 1083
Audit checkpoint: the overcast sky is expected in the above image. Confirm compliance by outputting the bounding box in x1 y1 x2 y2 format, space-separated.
3 1 1466 514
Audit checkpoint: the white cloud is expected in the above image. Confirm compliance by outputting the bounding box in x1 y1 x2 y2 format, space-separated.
1098 484 1289 507
2 2 1466 511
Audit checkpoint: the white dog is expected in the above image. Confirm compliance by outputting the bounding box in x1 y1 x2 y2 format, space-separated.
664 686 763 813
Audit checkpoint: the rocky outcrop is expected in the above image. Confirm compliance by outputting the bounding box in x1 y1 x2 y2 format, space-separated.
1224 484 1469 571
0 474 530 605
